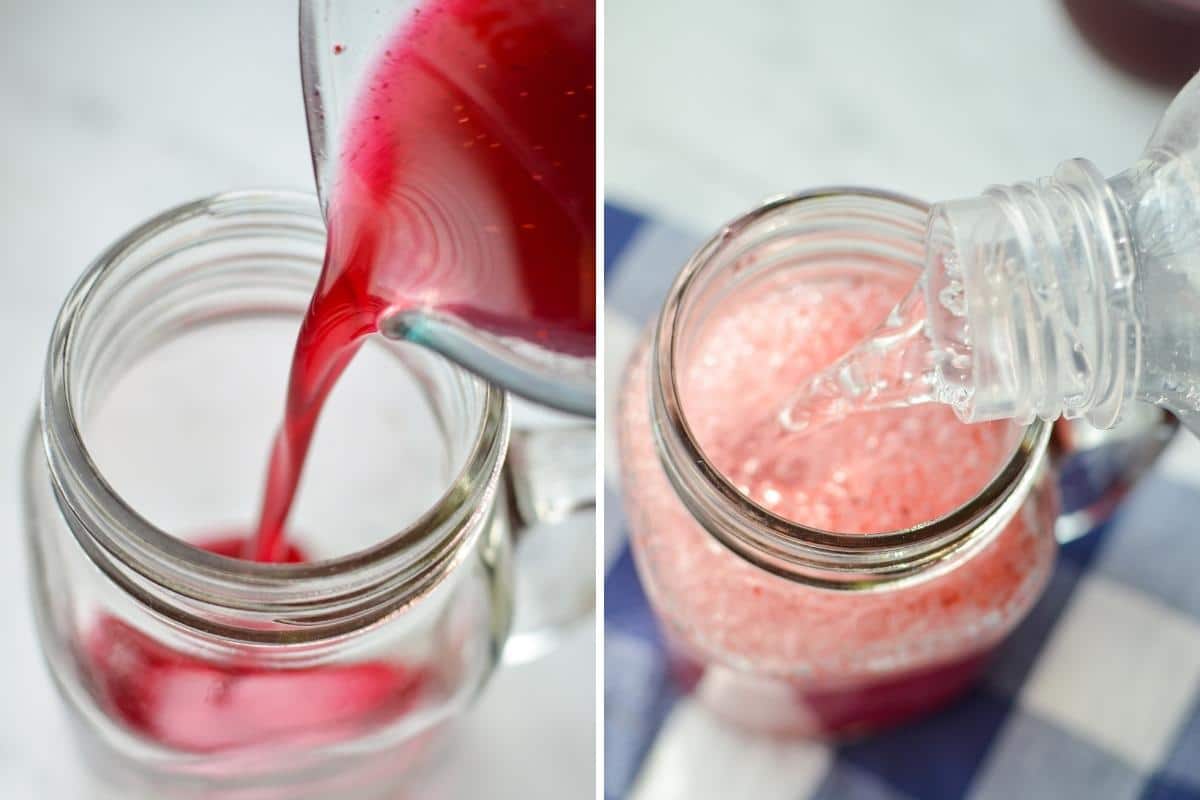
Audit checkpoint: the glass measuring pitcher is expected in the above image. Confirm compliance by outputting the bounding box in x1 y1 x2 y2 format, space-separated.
299 0 597 416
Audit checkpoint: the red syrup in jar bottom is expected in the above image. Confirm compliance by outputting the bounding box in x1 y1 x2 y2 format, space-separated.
251 0 596 562
666 643 992 738
85 536 430 753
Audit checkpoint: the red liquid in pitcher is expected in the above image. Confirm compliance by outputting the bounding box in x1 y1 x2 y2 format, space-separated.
253 0 596 561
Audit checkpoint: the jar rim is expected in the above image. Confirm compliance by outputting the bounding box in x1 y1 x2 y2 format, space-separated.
650 187 1053 589
38 189 510 641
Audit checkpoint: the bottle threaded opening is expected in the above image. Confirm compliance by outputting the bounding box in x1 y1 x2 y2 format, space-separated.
929 158 1139 430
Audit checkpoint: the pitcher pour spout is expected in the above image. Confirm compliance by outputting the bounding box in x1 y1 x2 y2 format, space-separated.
379 308 596 418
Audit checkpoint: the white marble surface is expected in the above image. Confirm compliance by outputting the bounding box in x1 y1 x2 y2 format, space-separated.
0 2 593 797
607 0 1171 230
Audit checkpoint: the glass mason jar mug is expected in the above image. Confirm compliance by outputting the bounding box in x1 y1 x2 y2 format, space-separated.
616 189 1174 737
22 191 593 797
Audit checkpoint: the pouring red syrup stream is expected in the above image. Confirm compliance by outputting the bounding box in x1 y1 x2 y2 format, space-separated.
87 0 595 751
251 0 596 562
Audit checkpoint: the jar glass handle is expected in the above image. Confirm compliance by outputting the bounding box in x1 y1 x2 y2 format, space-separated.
1049 406 1178 542
500 425 595 664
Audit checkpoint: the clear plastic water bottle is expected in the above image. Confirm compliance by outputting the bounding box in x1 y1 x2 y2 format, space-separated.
784 70 1200 439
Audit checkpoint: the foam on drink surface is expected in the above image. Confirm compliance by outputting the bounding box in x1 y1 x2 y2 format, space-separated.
617 269 1057 734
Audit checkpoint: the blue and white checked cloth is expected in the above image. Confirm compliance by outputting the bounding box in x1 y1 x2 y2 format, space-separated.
603 203 1200 800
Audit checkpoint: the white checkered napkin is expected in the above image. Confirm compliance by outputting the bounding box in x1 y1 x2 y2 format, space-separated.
603 206 1200 800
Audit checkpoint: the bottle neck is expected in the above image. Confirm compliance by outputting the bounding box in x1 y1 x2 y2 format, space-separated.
926 157 1142 430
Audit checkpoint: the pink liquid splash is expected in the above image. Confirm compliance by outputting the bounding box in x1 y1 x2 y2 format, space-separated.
618 268 1057 736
